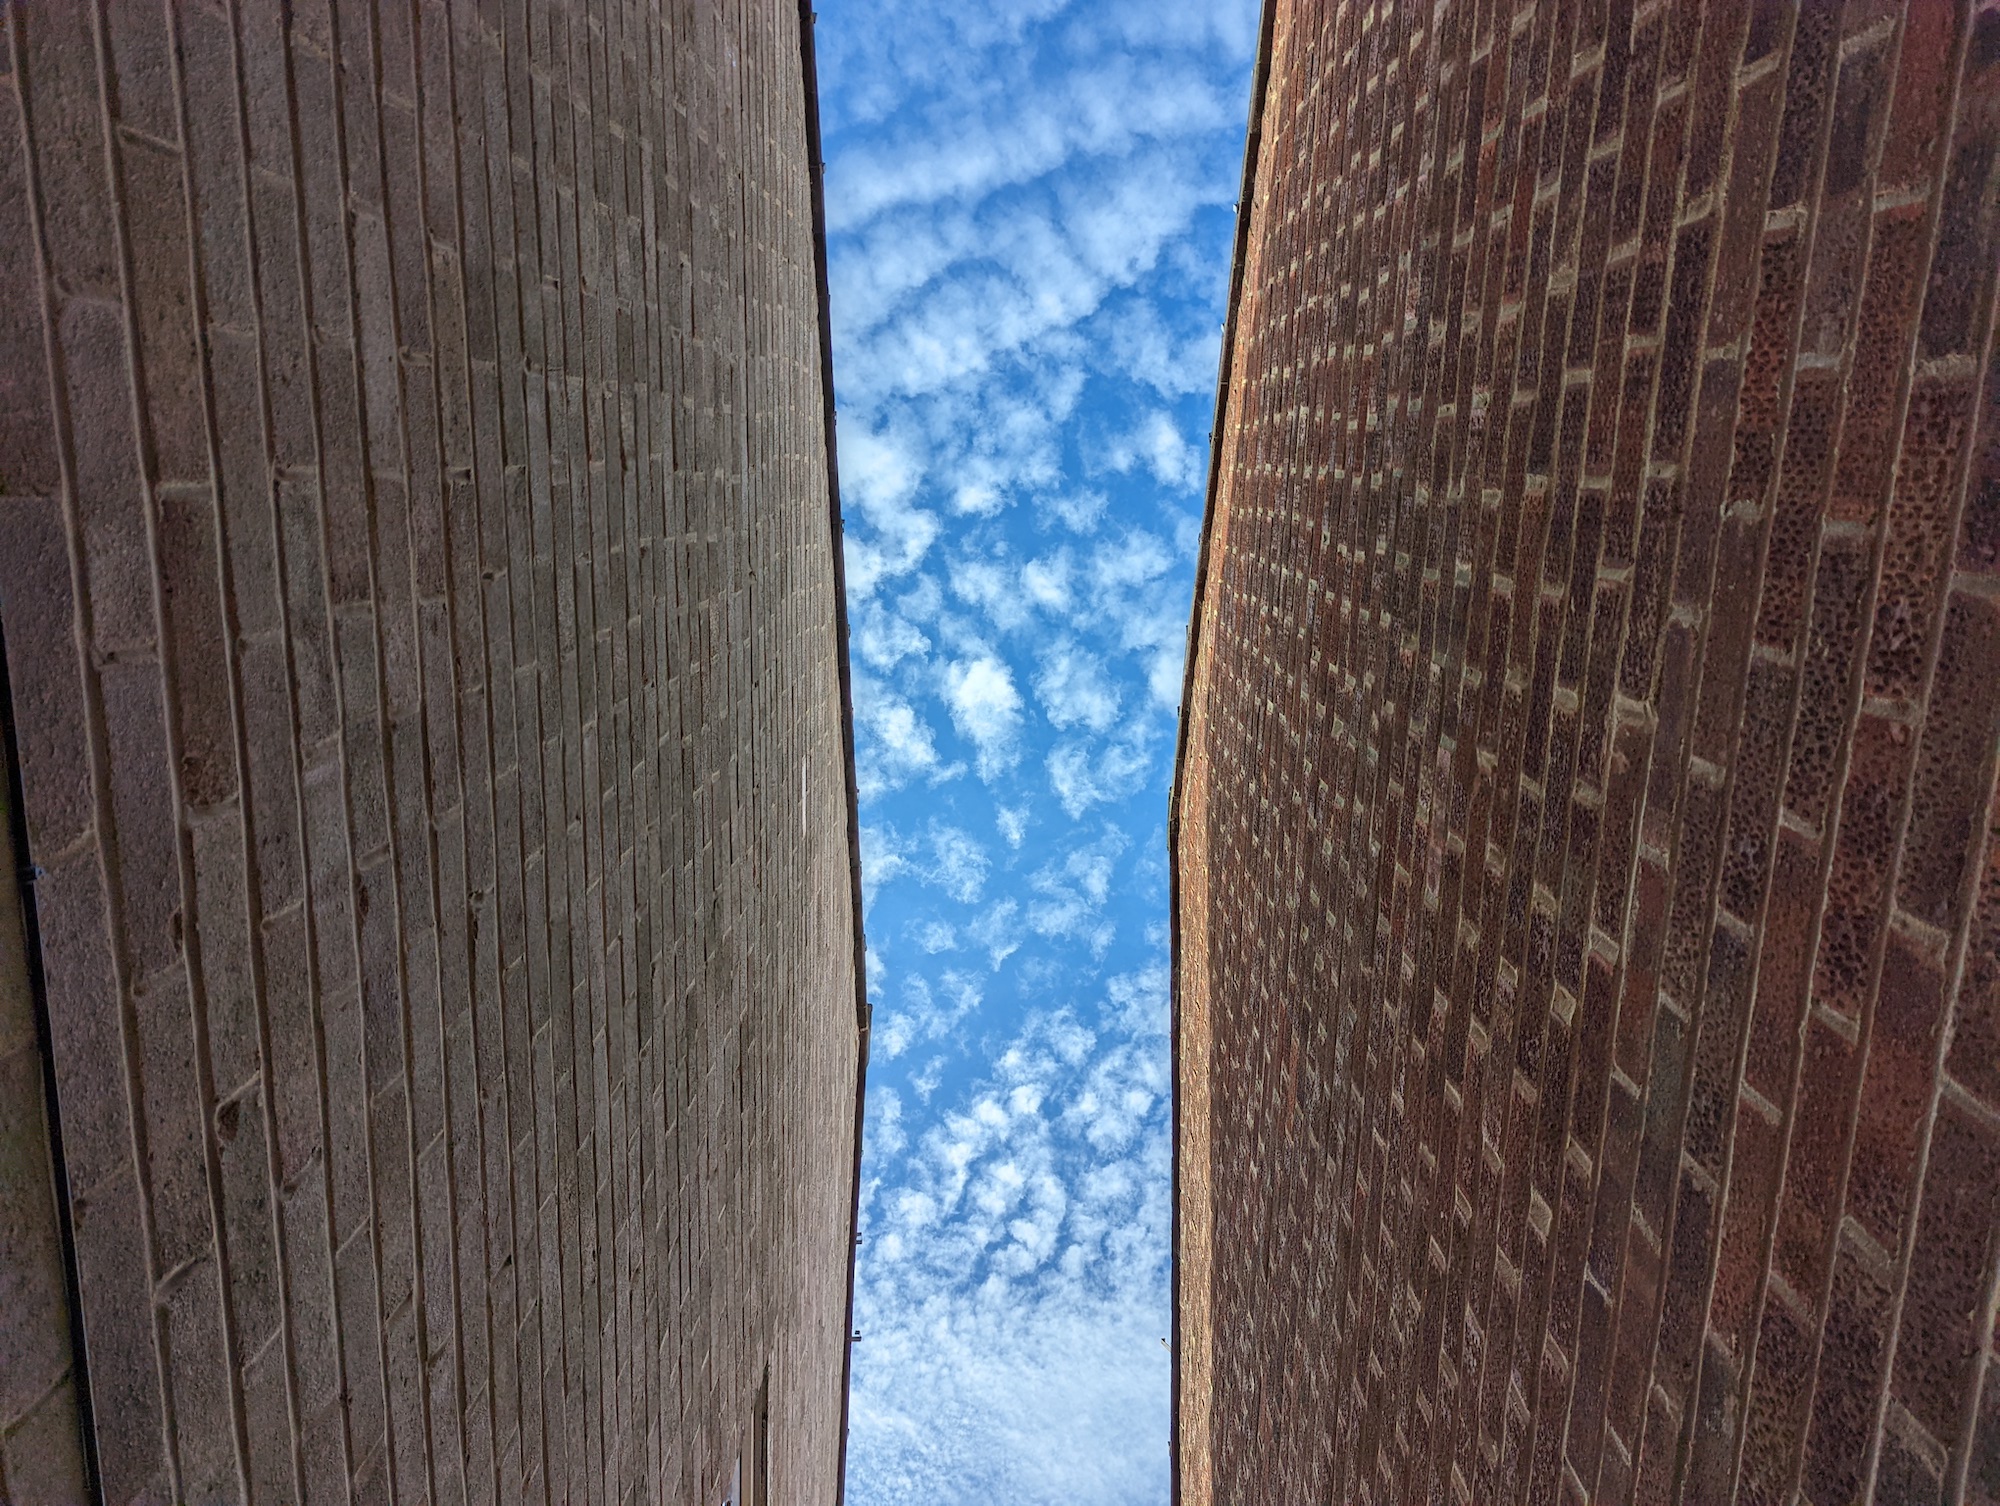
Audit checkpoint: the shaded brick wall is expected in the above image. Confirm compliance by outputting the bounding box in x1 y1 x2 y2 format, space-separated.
1176 1 2000 1502
0 0 863 1502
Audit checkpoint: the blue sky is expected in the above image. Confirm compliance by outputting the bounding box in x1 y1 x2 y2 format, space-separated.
817 4 1257 1501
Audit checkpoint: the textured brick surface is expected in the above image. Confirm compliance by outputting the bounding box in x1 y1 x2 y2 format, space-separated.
1176 2 2000 1503
0 0 863 1501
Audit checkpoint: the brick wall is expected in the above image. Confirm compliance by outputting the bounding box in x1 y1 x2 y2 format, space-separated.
1175 2 2000 1503
0 0 864 1502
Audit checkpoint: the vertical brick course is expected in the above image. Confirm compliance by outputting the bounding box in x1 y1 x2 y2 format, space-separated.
1176 3 2000 1503
0 0 862 1501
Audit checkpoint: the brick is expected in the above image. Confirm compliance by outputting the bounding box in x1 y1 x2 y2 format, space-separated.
121 134 208 488
0 1 888 1500
1784 531 1871 827
1708 1095 1782 1355
1875 0 1966 196
1899 592 2000 929
0 84 60 499
1775 1023 1863 1295
104 0 175 143
1815 713 1913 1025
1801 1243 1895 1506
237 636 306 916
1755 370 1840 659
249 174 318 474
1890 1096 2000 1445
17 2 120 295
0 1045 75 1425
1869 382 1981 703
156 488 237 810
60 299 153 656
1848 926 1947 1251
215 1081 280 1350
35 851 132 1195
0 497 93 853
1736 1296 1813 1506
161 1255 241 1500
100 658 182 983
1830 207 1930 527
1948 803 2000 1109
1770 5 1839 211
1824 39 1893 204
71 1169 168 1503
1744 827 1818 1107
0 1376 91 1503
176 3 254 334
242 1329 298 1505
131 964 213 1276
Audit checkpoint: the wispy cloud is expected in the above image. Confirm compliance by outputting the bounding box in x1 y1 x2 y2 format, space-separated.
854 675 954 799
942 653 1025 777
851 972 1172 1506
821 0 1254 1496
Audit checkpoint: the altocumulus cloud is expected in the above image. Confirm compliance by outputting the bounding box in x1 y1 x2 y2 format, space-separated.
817 0 1256 1500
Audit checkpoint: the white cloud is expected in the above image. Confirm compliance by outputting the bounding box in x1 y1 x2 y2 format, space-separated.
1092 296 1224 398
968 900 1023 970
1087 530 1174 594
914 918 958 954
950 554 1035 633
854 601 933 671
1147 641 1186 709
825 53 1234 234
926 824 990 903
849 978 1174 1506
869 1087 909 1160
1034 642 1121 732
823 0 1257 1496
853 675 954 799
1020 551 1073 611
1046 489 1107 533
942 653 1024 776
879 969 985 1060
1045 737 1152 819
1104 409 1204 492
861 824 915 895
1025 836 1124 955
845 426 941 597
995 804 1029 848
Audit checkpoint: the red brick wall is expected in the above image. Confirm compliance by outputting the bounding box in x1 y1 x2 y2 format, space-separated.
0 0 863 1502
1175 2 2000 1502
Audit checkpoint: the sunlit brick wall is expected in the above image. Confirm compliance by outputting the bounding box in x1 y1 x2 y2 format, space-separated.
0 0 861 1501
1176 2 2000 1501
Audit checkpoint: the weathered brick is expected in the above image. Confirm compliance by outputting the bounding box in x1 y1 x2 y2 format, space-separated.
1802 1243 1895 1506
1174 6 2000 1502
71 1169 168 1503
2 3 861 1500
1847 926 1946 1251
1899 591 2000 928
0 1044 75 1425
18 4 119 295
157 488 238 810
0 498 92 852
1890 1096 2000 1446
0 84 60 499
121 134 209 488
60 298 153 656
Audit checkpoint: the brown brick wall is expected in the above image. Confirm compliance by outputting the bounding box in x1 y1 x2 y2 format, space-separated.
0 0 863 1502
1175 1 2000 1502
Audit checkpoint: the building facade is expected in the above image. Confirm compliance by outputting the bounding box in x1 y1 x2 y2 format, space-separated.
0 1 866 1502
1176 2 2000 1503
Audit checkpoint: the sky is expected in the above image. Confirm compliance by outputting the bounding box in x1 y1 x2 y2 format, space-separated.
815 4 1258 1501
